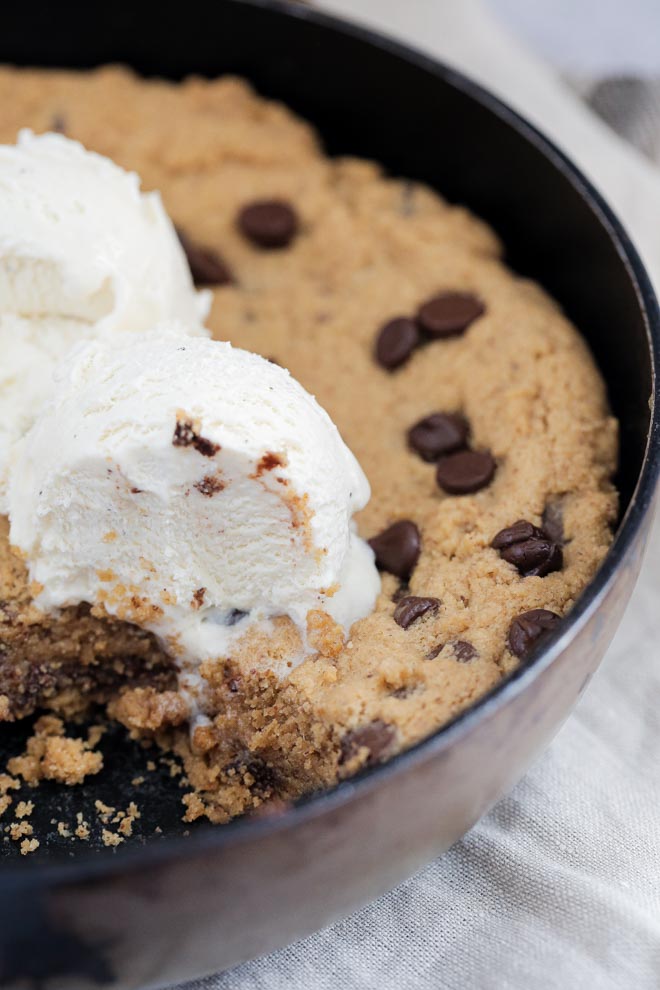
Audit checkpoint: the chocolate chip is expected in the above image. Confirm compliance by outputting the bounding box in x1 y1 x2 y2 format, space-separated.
176 227 234 286
492 519 563 577
173 416 220 458
393 595 440 629
491 520 536 549
416 291 484 339
508 608 561 659
195 436 219 457
542 499 565 545
51 113 67 134
374 317 420 370
425 643 444 660
501 538 562 578
226 754 278 793
339 720 396 766
237 200 298 248
436 450 496 494
451 640 478 662
408 411 469 462
392 583 410 603
226 609 248 626
368 520 421 580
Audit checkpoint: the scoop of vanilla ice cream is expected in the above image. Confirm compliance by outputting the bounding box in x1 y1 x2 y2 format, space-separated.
0 130 209 511
8 332 380 677
0 130 207 329
0 315 93 495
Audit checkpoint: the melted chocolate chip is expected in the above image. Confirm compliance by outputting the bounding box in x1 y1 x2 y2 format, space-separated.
542 499 565 545
0 649 177 720
237 200 298 248
176 227 234 286
368 520 421 581
392 583 410 603
416 292 484 339
508 608 562 659
436 450 496 495
375 317 420 370
226 754 278 793
452 640 478 663
190 435 218 458
393 595 440 629
51 112 67 134
492 520 563 577
408 411 469 462
339 720 396 766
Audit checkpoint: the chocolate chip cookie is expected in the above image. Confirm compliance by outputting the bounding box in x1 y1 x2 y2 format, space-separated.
0 66 618 822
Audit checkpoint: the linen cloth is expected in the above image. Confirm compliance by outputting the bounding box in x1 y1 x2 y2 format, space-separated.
175 3 660 987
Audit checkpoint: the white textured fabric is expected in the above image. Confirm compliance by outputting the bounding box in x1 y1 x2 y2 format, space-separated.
175 2 660 986
490 0 660 74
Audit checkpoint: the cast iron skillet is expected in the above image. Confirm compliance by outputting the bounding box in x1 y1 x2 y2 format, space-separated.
1 1 659 986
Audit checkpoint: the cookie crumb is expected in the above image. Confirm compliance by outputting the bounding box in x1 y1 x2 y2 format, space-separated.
117 802 140 838
0 774 19 795
9 820 33 840
8 716 103 786
94 799 118 829
102 828 123 847
75 812 90 840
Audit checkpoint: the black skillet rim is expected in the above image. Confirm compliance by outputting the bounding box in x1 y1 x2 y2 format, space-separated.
3 0 660 885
